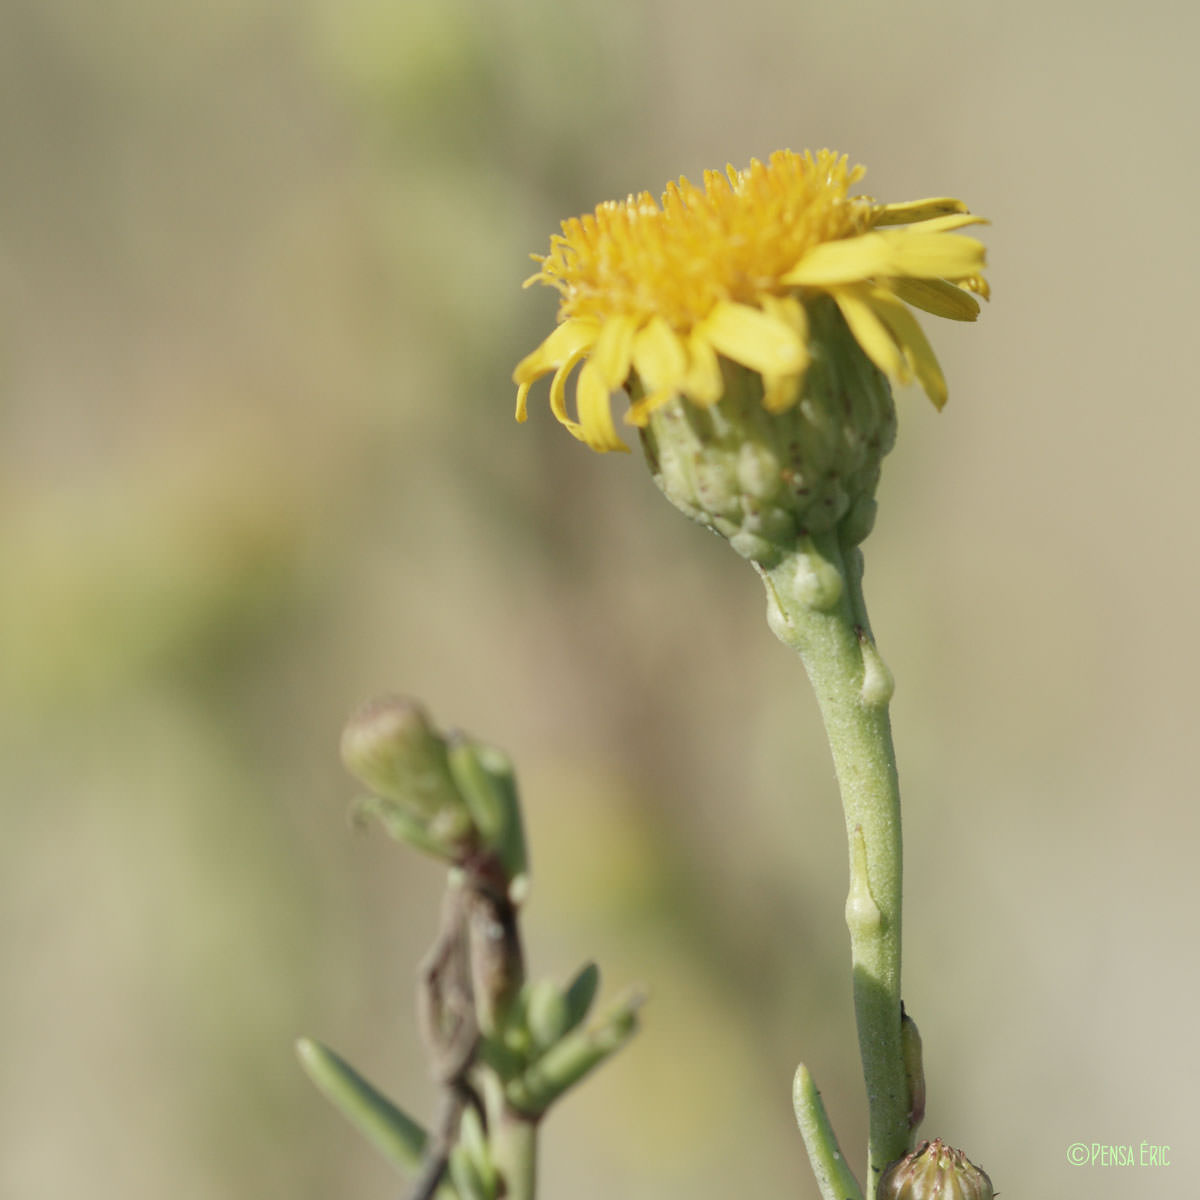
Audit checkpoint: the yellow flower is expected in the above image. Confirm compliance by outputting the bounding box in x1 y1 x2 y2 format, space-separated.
513 149 988 453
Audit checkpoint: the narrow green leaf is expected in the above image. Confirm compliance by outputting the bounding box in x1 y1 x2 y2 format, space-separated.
447 741 505 842
561 962 600 1033
793 1063 864 1200
296 1038 430 1178
351 794 452 860
449 1145 492 1200
458 1106 497 1198
447 741 529 898
525 978 570 1052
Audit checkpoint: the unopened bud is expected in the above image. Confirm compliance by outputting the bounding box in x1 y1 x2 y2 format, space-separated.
340 694 462 820
877 1138 993 1200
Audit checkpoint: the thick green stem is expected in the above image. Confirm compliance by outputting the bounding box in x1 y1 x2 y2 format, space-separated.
758 532 909 1190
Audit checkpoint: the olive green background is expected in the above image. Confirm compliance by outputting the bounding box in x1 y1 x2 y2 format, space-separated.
3 1 1197 1196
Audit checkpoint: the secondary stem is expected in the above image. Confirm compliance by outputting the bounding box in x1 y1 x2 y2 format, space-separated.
758 531 909 1190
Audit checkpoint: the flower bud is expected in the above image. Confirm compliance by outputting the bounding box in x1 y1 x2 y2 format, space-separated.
639 297 896 567
877 1138 994 1200
340 694 463 820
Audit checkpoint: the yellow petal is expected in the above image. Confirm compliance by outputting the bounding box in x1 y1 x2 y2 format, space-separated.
785 235 894 286
867 288 949 410
549 349 589 435
964 273 991 301
512 319 599 384
761 292 810 346
880 231 986 281
683 332 723 405
576 360 630 452
786 229 985 286
700 301 807 376
754 296 808 412
515 151 988 452
889 277 981 321
906 212 990 234
832 284 910 385
632 316 688 395
762 371 803 413
626 386 676 427
872 197 969 226
591 314 639 390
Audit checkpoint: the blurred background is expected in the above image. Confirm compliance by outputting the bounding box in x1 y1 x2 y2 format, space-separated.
3 0 1198 1196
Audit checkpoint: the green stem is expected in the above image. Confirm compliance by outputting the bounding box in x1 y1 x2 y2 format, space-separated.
758 531 909 1190
487 1098 538 1200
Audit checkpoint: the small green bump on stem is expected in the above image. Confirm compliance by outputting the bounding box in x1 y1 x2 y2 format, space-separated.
792 539 845 611
859 634 895 707
844 826 882 937
793 1063 865 1200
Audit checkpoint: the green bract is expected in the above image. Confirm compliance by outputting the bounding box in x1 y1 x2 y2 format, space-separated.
639 297 896 566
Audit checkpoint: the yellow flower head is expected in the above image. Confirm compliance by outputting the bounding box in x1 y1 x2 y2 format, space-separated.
513 149 988 453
